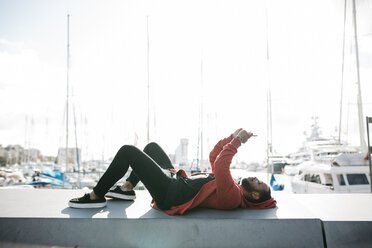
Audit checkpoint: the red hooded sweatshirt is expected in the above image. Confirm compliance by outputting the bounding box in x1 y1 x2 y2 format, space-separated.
151 136 277 215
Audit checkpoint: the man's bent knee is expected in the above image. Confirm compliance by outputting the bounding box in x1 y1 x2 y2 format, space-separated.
119 144 137 154
143 142 161 152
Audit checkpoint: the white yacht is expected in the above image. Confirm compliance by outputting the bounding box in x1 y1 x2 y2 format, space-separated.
286 119 370 193
284 117 359 176
291 153 370 193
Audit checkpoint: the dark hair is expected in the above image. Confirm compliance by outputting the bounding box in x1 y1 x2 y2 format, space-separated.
259 188 271 202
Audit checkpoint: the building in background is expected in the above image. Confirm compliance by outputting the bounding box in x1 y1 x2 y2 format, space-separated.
174 139 189 166
0 144 56 166
5 145 24 165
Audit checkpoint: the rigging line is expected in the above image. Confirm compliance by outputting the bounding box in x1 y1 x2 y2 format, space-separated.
352 0 367 151
70 55 81 186
346 100 350 143
72 95 81 188
338 0 347 144
195 52 203 172
265 0 272 184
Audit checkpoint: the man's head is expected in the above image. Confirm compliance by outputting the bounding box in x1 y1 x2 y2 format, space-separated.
241 177 271 203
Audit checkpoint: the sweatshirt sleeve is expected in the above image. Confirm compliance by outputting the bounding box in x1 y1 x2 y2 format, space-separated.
209 136 233 173
214 138 242 209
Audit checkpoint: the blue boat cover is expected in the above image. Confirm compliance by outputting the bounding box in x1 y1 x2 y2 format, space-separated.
270 174 284 191
41 170 64 181
28 181 72 186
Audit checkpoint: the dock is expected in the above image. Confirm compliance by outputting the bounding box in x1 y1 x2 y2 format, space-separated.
0 188 372 247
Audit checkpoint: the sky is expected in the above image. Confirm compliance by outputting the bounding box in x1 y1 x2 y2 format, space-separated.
0 0 371 164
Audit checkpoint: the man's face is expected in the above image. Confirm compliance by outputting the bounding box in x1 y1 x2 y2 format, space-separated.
241 177 270 201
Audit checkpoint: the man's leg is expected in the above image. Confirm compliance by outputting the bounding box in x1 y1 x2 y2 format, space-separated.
126 142 174 188
93 145 172 205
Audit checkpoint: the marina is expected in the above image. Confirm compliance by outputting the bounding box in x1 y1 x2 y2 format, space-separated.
1 116 371 193
0 0 372 247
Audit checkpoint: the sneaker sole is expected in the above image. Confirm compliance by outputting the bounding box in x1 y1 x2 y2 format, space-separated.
105 192 136 200
68 201 107 209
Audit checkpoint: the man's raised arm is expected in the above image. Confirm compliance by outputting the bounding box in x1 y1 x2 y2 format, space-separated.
214 129 253 208
209 128 243 173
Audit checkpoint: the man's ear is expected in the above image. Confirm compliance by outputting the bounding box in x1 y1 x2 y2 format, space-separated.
251 191 260 200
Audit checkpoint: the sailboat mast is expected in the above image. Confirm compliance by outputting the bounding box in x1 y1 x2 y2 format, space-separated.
200 53 204 172
65 14 70 185
265 1 272 184
338 0 347 144
24 116 28 164
146 16 150 144
352 0 367 152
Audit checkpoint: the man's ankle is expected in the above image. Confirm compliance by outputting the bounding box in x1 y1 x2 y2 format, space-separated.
90 191 100 200
121 181 134 191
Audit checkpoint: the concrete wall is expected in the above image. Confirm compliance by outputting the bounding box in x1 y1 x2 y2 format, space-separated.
0 218 325 248
1 189 372 247
323 221 372 248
